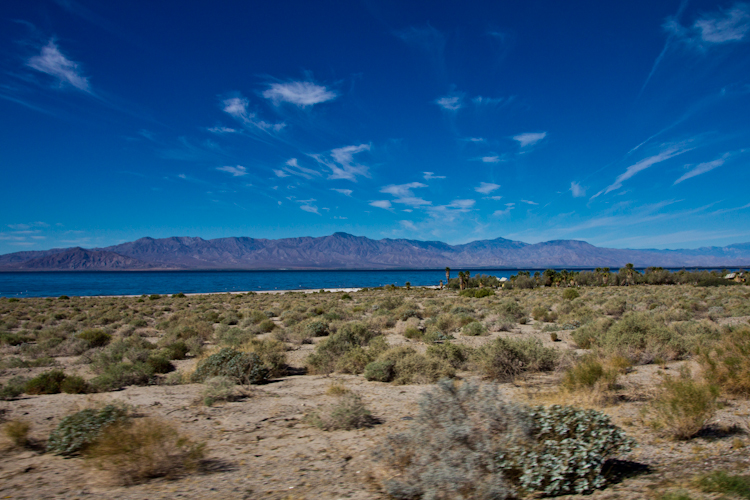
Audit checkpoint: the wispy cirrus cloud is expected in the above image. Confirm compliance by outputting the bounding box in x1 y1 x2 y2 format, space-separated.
331 188 352 196
435 92 464 111
479 155 502 163
27 40 91 93
674 152 731 184
380 182 431 207
423 172 446 180
216 165 247 176
493 203 515 217
274 158 322 180
312 144 371 181
222 95 285 133
592 142 693 198
521 200 538 205
474 182 500 194
207 126 237 134
666 3 750 48
262 80 338 107
513 132 547 148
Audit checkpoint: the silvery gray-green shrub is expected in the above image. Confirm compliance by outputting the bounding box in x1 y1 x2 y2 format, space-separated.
47 404 129 456
376 380 635 499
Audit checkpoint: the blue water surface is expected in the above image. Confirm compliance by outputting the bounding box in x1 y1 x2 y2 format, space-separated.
0 267 734 298
0 269 516 298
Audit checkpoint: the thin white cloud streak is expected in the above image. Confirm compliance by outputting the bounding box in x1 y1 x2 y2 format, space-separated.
275 158 322 180
480 156 502 163
513 132 547 147
521 200 538 205
435 94 463 111
639 0 689 95
331 188 352 196
273 169 289 178
262 81 338 107
312 144 371 181
493 203 515 217
710 202 750 215
400 220 417 231
570 181 586 197
370 200 392 210
423 172 446 180
222 95 285 133
207 126 237 134
380 182 430 206
27 40 91 92
674 153 730 184
592 143 693 198
216 165 247 177
474 182 500 194
300 204 320 215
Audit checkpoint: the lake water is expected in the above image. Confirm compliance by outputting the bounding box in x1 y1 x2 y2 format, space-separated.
0 269 518 298
0 267 732 298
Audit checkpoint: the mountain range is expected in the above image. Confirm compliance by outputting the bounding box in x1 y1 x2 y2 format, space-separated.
1 233 749 271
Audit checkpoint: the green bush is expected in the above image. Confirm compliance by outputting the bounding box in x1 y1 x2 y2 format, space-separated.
426 342 473 369
459 288 495 298
462 321 487 336
475 337 559 381
696 471 750 498
562 288 580 300
0 376 28 400
376 346 455 385
61 375 89 394
77 329 112 348
496 300 526 321
47 404 129 456
146 354 174 374
306 322 379 374
364 360 396 382
499 405 635 495
257 319 276 332
191 348 268 384
90 362 154 392
25 369 67 395
562 356 617 391
403 326 423 339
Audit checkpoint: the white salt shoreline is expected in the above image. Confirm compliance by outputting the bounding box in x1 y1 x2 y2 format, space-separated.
74 285 442 299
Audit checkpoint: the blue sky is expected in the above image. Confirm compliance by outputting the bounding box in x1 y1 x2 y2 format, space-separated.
1 0 750 253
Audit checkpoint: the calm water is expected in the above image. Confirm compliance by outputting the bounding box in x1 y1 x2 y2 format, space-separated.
0 267 733 298
0 269 518 298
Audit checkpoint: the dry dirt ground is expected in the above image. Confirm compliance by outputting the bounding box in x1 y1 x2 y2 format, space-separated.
1 291 750 499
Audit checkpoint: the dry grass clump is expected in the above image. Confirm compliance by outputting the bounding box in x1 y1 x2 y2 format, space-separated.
2 420 31 449
307 393 376 431
473 337 559 382
698 326 750 397
84 418 205 485
649 366 718 440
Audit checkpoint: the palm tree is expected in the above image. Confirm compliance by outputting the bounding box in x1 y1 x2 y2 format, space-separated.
602 267 610 286
445 267 451 285
458 271 465 290
625 263 635 285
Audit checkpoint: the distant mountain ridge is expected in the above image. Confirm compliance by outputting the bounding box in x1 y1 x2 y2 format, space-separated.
1 232 749 271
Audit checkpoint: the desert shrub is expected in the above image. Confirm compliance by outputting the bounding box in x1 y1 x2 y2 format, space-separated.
306 322 379 374
426 342 473 369
562 356 618 392
696 471 750 498
47 404 129 456
698 326 750 397
562 288 580 300
0 332 33 346
77 329 112 348
240 338 287 377
377 346 455 384
3 420 31 448
302 319 329 337
256 319 276 333
459 288 495 298
474 338 559 381
650 367 718 440
162 340 189 360
146 354 174 374
0 376 28 400
571 318 613 349
403 326 423 339
364 360 396 382
596 312 684 363
379 296 404 311
84 418 204 485
90 362 155 392
201 376 241 406
24 369 67 395
214 326 254 347
191 348 268 384
496 300 526 321
335 347 372 374
308 393 375 431
61 375 89 394
462 321 487 336
498 405 636 495
375 380 634 499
